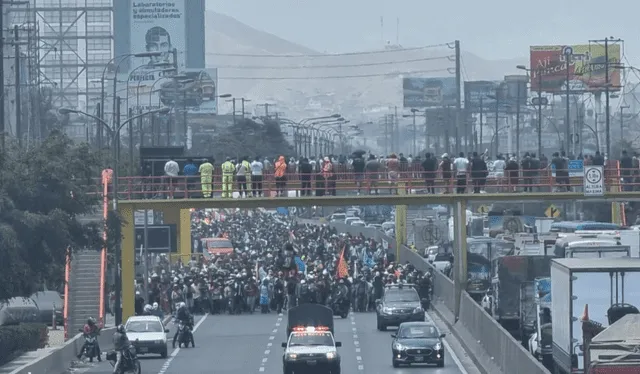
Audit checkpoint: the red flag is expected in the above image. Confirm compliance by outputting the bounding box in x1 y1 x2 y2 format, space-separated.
336 246 349 279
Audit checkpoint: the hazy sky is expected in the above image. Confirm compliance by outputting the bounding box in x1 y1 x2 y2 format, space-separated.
208 0 639 66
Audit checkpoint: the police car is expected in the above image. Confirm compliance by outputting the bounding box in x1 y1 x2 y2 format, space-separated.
282 326 341 374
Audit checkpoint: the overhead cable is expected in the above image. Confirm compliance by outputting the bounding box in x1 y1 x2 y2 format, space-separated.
206 43 453 58
215 56 453 70
218 68 451 80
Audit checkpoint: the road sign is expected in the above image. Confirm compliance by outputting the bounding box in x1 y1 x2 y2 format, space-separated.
531 97 548 106
134 210 154 225
477 205 489 214
545 205 561 218
584 165 604 196
562 46 574 56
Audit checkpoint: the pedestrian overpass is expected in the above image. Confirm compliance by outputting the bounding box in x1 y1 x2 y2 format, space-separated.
115 188 637 320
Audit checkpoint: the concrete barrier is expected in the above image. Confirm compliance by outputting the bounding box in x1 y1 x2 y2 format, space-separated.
8 327 115 374
308 219 550 374
8 315 172 374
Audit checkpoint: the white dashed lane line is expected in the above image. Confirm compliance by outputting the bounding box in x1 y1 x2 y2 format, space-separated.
350 313 364 371
158 313 208 374
259 313 283 372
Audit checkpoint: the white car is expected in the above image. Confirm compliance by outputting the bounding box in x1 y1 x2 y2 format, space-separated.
125 315 169 358
350 220 366 227
330 213 346 222
431 253 452 273
366 224 382 230
344 217 361 225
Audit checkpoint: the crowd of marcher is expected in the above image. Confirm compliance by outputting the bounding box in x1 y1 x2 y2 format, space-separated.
125 209 433 317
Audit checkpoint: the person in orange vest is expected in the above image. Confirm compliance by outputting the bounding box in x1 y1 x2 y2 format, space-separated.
274 156 287 197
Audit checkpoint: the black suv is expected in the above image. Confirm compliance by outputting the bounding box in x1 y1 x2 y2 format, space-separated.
376 284 425 331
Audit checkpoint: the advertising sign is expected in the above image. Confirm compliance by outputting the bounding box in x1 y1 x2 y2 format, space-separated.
403 77 457 108
529 44 621 92
504 75 528 113
464 81 501 112
130 68 219 114
130 1 186 70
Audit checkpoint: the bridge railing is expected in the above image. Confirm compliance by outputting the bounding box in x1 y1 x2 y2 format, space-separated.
84 166 637 200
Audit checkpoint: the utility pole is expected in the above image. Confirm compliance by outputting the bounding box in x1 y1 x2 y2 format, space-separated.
620 105 629 144
479 96 484 150
423 111 428 154
515 80 521 158
394 106 399 151
383 115 389 155
454 40 462 153
257 103 274 118
563 47 572 153
494 97 500 156
13 25 21 147
0 0 5 152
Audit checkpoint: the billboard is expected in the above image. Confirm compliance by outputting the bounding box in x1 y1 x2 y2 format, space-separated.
464 81 501 112
529 44 621 92
403 77 457 108
128 68 219 114
130 1 186 70
504 75 528 113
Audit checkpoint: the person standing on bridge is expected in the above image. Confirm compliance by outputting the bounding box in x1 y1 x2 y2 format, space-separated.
251 156 264 197
198 158 214 198
274 156 287 197
221 157 235 198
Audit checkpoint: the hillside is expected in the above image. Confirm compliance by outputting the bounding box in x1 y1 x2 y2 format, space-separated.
206 11 528 118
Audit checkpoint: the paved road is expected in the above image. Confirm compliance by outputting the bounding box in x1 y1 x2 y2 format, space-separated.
71 310 475 374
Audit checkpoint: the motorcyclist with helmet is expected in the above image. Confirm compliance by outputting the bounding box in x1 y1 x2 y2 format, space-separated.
112 324 130 373
173 302 194 348
77 317 101 361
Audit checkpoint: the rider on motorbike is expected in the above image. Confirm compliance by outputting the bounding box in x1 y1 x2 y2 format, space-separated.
112 324 130 373
77 317 101 361
172 302 193 348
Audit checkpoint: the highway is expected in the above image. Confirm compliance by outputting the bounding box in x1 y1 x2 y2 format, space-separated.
71 311 476 374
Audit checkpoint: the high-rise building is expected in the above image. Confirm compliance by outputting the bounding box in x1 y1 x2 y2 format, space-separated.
32 0 113 116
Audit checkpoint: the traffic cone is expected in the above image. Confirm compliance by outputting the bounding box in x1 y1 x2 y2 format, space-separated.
581 304 589 322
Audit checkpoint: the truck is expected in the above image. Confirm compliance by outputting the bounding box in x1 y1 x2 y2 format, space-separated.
585 313 640 373
480 255 552 335
527 277 553 369
550 258 640 374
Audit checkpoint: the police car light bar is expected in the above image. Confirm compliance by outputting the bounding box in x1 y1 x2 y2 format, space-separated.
292 326 330 332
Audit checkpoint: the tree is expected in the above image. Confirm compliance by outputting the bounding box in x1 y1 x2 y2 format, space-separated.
191 118 296 160
0 131 103 300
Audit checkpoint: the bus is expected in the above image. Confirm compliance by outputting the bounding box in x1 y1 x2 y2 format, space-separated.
549 221 624 233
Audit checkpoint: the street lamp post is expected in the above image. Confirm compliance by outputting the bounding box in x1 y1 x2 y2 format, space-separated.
59 102 170 326
518 64 545 158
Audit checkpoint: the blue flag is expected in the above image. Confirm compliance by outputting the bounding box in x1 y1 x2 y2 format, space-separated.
294 256 305 273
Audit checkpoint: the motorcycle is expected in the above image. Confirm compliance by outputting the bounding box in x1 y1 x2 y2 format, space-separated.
106 345 141 374
327 296 350 318
77 328 100 362
176 321 194 348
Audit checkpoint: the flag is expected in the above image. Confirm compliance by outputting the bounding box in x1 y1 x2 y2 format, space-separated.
294 256 306 273
336 246 349 279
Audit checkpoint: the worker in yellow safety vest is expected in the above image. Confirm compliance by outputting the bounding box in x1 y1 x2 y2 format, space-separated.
199 158 214 198
221 157 235 198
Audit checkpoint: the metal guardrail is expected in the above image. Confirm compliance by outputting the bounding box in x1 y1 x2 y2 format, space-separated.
323 221 549 374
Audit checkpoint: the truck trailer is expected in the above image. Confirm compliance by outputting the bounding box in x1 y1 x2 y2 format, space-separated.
550 258 640 374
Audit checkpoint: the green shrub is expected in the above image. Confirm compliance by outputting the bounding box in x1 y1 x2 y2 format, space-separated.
0 323 48 366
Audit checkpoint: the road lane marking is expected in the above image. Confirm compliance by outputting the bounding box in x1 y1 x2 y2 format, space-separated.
157 313 208 374
350 313 364 371
259 315 282 372
426 312 469 374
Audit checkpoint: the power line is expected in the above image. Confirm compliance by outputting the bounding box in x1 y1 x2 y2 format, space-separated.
215 56 453 70
218 68 451 80
206 43 453 58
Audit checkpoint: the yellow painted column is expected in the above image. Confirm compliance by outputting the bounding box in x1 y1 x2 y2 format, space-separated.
394 182 408 261
119 205 135 323
163 207 192 264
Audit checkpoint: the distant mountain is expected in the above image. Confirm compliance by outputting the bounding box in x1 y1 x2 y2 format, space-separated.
206 11 528 118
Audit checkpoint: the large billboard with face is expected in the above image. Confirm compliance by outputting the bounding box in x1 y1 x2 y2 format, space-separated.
130 1 186 70
529 44 621 92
